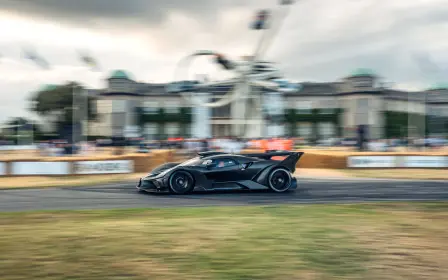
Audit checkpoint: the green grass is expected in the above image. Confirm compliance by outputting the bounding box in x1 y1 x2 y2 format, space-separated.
1 203 448 280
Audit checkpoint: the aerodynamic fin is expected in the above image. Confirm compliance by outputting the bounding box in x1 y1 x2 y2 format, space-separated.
277 152 304 173
243 151 298 160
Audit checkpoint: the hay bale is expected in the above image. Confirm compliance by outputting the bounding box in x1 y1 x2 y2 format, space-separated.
297 152 346 169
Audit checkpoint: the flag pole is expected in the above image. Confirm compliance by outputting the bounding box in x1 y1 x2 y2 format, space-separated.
407 92 411 151
72 84 76 155
83 87 88 148
30 119 34 146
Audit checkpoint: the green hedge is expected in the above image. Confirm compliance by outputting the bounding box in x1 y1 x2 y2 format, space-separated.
285 108 343 138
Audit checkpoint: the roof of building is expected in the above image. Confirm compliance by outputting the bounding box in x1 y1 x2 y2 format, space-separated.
109 69 132 80
349 68 375 77
282 82 336 96
428 82 448 90
384 89 448 103
97 74 448 103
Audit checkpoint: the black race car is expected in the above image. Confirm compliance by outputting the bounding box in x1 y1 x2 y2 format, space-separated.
136 150 304 194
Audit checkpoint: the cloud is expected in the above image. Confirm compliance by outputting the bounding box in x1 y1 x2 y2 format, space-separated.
0 0 448 123
0 0 255 30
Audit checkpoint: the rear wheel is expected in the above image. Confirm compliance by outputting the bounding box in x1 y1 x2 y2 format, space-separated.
168 171 195 194
268 168 292 193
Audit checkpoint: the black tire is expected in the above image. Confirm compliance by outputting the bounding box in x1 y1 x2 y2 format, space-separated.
267 168 292 193
168 171 195 194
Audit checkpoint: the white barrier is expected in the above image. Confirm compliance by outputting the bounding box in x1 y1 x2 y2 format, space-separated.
347 156 396 168
0 156 445 176
2 160 134 176
0 145 37 151
73 160 134 174
11 162 70 175
401 156 446 168
0 162 6 175
348 156 448 168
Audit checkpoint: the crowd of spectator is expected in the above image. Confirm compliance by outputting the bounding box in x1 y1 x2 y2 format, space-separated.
0 135 445 157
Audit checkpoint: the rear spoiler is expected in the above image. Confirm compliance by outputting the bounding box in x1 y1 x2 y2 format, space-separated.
245 151 305 173
243 151 302 160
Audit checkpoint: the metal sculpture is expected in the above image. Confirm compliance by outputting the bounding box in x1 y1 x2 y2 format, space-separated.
169 0 298 137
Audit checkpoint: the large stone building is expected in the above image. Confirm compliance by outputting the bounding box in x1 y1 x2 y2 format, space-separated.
86 68 447 141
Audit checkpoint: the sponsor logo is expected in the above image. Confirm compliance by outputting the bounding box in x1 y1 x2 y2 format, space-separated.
74 161 132 174
348 156 395 168
404 156 446 168
348 156 447 168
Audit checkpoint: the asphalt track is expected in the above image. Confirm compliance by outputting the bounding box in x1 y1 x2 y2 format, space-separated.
0 176 447 212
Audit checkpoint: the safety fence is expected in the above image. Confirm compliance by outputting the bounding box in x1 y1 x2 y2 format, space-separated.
0 150 446 176
347 156 448 168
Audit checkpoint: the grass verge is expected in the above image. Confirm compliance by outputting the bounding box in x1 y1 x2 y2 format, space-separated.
0 173 146 189
1 202 447 279
343 169 448 180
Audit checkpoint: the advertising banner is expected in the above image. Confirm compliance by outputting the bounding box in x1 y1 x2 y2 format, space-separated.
348 156 447 168
11 162 70 175
347 156 396 168
401 156 446 168
0 162 6 175
74 160 133 174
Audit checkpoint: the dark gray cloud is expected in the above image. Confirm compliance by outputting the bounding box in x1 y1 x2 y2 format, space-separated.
0 0 259 29
1 0 448 93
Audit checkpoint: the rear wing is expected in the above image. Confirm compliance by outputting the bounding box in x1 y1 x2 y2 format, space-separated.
278 152 304 173
245 151 304 173
243 151 300 160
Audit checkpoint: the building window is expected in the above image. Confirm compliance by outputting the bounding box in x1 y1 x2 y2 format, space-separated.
318 122 335 137
211 97 230 117
165 101 180 114
320 108 335 114
356 98 369 124
165 123 179 136
109 80 129 92
318 99 337 114
97 100 112 114
296 101 312 114
143 101 158 114
112 100 126 113
264 93 284 115
184 124 192 136
296 122 312 138
144 123 158 139
430 106 444 117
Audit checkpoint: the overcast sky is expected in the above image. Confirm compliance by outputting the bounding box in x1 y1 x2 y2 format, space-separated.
0 0 447 123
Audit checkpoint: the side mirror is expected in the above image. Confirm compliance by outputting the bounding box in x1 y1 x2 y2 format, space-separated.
205 161 215 169
240 162 252 170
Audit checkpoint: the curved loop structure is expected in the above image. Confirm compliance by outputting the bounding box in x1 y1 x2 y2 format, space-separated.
170 0 296 136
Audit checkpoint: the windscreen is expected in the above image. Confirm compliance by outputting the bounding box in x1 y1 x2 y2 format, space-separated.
178 157 204 166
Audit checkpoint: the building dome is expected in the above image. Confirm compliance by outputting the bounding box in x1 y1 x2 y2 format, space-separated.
109 69 132 80
38 84 58 92
349 68 375 77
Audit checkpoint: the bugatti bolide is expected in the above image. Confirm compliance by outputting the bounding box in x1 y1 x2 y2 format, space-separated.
136 151 304 194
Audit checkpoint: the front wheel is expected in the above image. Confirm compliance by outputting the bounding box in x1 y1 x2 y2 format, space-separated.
268 168 292 193
168 171 195 194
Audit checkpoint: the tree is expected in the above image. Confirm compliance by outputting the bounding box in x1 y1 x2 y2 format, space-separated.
29 82 97 141
1 117 42 144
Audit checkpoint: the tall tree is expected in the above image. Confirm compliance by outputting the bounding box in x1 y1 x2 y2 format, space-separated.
29 82 97 141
